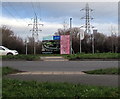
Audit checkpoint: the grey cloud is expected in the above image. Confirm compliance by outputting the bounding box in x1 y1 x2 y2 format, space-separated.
40 2 118 23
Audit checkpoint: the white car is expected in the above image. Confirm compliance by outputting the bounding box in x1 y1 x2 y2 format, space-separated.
0 46 18 55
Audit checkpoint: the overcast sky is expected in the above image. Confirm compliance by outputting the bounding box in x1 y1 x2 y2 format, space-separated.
1 1 118 41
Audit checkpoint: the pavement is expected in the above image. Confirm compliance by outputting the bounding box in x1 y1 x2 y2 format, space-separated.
2 60 119 87
40 56 68 61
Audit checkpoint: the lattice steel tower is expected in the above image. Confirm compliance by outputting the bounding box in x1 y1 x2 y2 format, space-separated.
81 3 94 34
81 3 95 54
28 13 43 55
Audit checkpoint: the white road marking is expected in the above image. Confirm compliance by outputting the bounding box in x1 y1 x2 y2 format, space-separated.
42 57 63 58
44 60 68 61
10 71 86 75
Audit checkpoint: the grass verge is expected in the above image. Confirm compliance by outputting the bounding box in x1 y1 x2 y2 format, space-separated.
1 53 119 61
2 67 22 76
0 67 1 98
84 68 120 75
1 55 40 61
2 78 120 98
65 53 120 60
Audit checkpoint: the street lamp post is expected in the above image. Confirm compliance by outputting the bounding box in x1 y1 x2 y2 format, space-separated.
70 18 72 54
91 27 94 54
79 26 84 54
25 39 28 55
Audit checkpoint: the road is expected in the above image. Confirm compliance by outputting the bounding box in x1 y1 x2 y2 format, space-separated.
2 61 118 72
2 61 119 87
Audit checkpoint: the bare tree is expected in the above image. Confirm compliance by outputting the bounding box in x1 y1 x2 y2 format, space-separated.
1 26 25 54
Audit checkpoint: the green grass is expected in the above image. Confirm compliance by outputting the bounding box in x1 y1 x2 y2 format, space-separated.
1 55 40 61
1 53 119 61
0 67 1 98
0 54 67 61
2 67 21 76
65 53 120 60
2 79 120 98
84 68 120 75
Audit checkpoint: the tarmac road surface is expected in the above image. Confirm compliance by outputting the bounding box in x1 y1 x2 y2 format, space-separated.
2 61 118 72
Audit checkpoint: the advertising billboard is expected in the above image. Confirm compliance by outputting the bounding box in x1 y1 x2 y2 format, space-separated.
43 36 60 41
53 36 60 40
60 35 70 54
42 40 60 54
43 36 53 40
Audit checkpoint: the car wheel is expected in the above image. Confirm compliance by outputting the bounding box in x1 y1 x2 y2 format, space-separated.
7 53 13 55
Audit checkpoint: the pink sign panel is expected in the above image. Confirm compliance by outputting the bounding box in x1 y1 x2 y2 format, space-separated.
60 35 70 54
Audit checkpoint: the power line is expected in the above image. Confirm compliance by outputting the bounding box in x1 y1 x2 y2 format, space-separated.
2 6 22 23
38 2 42 20
2 3 30 46
31 2 37 16
5 1 29 24
2 3 30 26
19 2 32 18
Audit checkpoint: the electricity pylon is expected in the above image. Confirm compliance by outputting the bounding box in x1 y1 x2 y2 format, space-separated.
81 3 94 34
28 13 43 55
81 3 94 54
63 20 68 35
111 25 118 53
